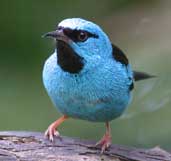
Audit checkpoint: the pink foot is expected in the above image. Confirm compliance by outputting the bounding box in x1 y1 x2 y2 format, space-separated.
44 124 60 141
95 133 112 153
44 115 68 142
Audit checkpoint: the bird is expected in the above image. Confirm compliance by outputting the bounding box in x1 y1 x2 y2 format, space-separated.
42 18 154 153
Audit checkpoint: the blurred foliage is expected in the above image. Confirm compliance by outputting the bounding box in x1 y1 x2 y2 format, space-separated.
0 0 157 70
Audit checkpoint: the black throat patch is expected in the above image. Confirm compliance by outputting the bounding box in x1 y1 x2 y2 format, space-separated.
56 40 84 74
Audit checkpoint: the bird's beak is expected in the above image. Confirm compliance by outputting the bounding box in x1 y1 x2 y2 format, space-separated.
42 30 70 43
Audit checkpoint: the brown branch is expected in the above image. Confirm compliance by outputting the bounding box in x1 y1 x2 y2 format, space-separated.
0 131 170 161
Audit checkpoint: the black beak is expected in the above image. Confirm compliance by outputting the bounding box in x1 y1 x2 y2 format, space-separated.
42 30 70 43
42 30 60 38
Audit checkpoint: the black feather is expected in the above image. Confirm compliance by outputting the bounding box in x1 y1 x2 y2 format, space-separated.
56 40 84 73
133 71 155 81
129 82 134 91
112 44 129 66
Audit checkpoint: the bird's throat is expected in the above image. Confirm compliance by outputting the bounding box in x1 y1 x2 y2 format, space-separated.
56 40 84 74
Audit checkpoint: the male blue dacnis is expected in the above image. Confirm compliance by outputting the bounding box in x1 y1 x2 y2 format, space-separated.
42 18 154 153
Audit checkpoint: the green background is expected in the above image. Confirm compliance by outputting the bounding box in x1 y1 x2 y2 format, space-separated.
1 0 171 149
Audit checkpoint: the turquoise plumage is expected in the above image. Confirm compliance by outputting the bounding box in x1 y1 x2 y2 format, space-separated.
42 18 152 152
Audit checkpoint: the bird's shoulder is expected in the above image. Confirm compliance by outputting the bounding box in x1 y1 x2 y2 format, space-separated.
111 44 128 66
111 44 134 91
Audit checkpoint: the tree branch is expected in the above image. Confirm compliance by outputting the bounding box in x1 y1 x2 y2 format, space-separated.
0 131 170 161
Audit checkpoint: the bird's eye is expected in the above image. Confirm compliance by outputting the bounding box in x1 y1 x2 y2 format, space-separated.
78 31 88 42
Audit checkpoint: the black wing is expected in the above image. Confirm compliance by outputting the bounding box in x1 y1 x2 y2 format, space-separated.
112 44 155 82
112 44 129 66
111 44 155 90
112 44 134 90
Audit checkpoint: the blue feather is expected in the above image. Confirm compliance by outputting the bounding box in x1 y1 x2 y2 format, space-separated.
43 18 133 122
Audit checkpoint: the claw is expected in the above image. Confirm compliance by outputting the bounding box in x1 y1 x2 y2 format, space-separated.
45 124 60 141
49 133 54 142
95 133 111 153
95 122 112 153
54 130 60 137
44 115 68 142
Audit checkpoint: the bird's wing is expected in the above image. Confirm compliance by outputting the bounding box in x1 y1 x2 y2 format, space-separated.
112 44 155 82
112 44 134 90
111 44 129 66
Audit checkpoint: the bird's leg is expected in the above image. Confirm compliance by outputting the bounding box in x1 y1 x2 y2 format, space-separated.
95 122 112 153
45 115 68 141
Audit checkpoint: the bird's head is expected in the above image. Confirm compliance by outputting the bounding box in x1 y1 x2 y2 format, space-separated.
43 18 112 74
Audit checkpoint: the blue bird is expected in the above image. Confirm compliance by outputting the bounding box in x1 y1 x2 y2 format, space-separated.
42 18 153 152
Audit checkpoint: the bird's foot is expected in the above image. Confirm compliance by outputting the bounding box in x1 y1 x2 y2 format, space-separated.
44 115 68 142
44 123 60 142
95 133 112 153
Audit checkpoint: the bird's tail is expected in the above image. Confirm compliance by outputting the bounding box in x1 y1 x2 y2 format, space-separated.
133 71 156 81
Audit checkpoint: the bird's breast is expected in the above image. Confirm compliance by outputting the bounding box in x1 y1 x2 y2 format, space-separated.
43 53 132 122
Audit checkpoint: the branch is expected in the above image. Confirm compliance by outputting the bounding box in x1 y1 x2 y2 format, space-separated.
0 131 170 161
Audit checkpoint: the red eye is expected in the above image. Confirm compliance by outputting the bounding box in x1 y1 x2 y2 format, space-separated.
78 31 88 42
